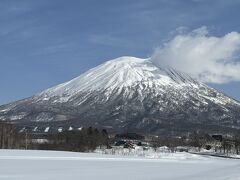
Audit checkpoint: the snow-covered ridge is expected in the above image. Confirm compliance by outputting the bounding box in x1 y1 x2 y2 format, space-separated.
0 56 239 132
40 56 200 98
34 56 240 107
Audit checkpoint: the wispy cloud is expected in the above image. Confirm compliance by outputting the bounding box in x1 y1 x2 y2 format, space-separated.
89 34 135 48
151 27 240 84
28 42 78 56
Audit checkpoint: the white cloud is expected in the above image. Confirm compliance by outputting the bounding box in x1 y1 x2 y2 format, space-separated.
150 27 240 84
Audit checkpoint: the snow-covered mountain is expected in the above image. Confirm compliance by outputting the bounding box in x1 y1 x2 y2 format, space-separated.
0 56 240 135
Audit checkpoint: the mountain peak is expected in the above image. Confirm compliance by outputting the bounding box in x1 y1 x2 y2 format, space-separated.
40 56 197 99
0 56 240 135
108 56 146 62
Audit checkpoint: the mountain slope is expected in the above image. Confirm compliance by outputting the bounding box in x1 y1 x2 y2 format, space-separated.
0 56 240 135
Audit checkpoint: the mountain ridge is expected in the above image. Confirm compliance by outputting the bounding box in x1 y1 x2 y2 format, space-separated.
0 56 240 135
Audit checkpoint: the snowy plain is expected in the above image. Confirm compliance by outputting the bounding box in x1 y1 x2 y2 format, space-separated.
0 150 240 180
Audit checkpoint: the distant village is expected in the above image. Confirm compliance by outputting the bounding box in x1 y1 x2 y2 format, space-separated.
0 121 240 157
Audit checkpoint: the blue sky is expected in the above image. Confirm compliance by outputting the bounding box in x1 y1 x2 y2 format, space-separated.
0 0 240 105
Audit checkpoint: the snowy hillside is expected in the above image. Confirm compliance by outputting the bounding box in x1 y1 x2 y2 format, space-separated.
0 150 240 180
40 56 198 99
0 56 240 135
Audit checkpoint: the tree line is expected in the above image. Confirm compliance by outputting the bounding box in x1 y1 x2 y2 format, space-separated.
0 121 109 152
151 131 240 154
0 122 25 149
37 127 110 152
1 121 240 155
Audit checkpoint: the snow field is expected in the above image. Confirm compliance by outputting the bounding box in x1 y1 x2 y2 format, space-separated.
0 150 239 180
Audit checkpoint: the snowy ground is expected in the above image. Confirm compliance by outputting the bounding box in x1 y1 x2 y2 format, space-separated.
0 150 240 180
